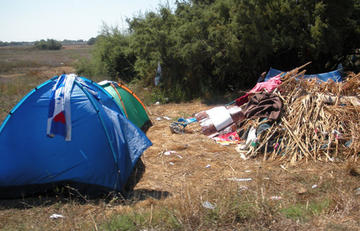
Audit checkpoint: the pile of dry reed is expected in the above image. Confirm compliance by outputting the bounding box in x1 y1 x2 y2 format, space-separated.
244 64 360 163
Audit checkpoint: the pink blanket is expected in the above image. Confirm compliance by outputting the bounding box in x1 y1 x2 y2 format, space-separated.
236 74 282 106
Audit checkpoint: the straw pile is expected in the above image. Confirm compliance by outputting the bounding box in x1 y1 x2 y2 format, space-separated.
243 65 360 164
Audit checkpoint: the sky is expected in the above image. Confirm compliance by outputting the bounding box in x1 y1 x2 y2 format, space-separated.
0 0 176 42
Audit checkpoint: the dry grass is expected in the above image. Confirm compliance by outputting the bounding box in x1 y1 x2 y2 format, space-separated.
1 49 360 230
0 45 91 76
0 46 91 122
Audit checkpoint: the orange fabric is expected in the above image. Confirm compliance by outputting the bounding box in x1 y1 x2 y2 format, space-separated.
116 83 147 110
110 83 128 118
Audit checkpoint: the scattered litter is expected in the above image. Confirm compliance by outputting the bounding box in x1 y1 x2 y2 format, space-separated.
164 150 176 156
227 177 252 182
176 155 183 159
332 130 341 140
205 164 211 168
239 153 248 160
345 140 352 147
280 165 288 171
270 196 282 200
215 142 231 146
238 186 249 192
169 162 175 166
263 177 270 180
50 214 64 219
155 101 160 105
354 188 360 195
156 117 162 121
236 143 248 150
246 127 258 147
312 184 318 189
297 187 307 195
163 116 171 120
212 132 241 145
170 117 197 134
202 201 216 210
245 170 251 173
237 127 257 150
273 143 280 150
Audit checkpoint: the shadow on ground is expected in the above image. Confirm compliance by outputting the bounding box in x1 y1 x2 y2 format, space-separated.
0 158 170 210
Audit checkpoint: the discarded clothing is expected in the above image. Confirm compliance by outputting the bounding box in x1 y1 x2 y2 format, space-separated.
235 75 282 106
243 92 283 121
256 122 272 136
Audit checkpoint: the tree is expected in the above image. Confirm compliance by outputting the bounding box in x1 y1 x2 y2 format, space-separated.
34 39 62 50
87 37 97 45
89 26 136 82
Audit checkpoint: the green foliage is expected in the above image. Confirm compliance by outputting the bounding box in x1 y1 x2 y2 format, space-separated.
0 41 34 46
102 213 141 231
101 209 182 231
74 57 97 77
150 87 168 104
88 26 137 81
34 39 62 50
151 208 183 230
280 199 331 221
87 37 97 45
78 0 360 101
0 41 8 47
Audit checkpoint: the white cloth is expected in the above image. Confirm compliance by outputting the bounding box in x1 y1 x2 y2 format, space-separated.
206 106 233 131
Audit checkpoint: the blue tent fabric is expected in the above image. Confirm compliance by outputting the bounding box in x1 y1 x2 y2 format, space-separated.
0 74 152 194
264 68 283 81
264 67 343 82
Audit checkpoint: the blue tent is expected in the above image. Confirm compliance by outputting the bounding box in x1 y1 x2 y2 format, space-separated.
264 67 343 82
0 74 152 197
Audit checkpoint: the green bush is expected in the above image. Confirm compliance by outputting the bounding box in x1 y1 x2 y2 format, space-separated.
74 58 96 77
87 37 97 45
34 39 62 50
90 27 137 82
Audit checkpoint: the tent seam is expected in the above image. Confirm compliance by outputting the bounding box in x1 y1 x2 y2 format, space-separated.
0 78 55 133
111 83 129 118
81 77 126 117
74 81 119 166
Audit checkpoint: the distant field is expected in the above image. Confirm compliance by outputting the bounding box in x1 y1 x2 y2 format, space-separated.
0 45 92 121
0 45 91 78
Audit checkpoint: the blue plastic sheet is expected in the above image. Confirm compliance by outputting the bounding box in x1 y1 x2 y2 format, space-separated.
264 67 343 82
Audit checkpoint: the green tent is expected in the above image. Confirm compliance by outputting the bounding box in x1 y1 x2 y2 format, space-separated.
98 80 152 132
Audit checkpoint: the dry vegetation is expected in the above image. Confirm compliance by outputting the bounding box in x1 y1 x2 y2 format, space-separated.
241 64 360 163
0 47 360 230
0 45 91 121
